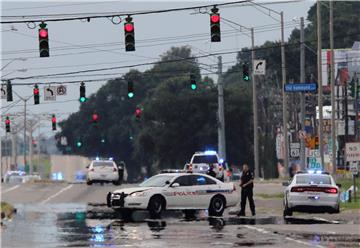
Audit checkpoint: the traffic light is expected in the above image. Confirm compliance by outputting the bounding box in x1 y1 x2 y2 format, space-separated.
6 80 13 102
51 114 56 131
92 112 99 124
190 74 197 90
210 6 221 42
124 16 135 51
135 107 142 118
76 140 83 148
33 84 40 104
128 80 134 98
38 22 49 57
5 116 10 133
242 63 250 81
79 82 87 103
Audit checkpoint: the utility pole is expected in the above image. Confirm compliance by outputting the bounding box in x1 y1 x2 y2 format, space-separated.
23 99 27 171
317 0 325 168
281 11 289 174
300 17 306 170
217 56 226 161
330 0 337 175
251 28 259 178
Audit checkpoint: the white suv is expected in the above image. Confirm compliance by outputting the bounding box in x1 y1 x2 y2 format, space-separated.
86 159 121 185
185 151 229 181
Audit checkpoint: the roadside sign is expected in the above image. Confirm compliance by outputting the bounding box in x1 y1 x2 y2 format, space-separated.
57 85 67 96
308 149 322 170
290 143 300 158
253 59 266 75
345 142 360 162
44 86 56 101
284 83 317 92
350 162 359 175
1 84 6 99
60 136 68 146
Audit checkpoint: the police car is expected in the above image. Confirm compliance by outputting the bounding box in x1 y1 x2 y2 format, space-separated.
86 158 122 185
107 172 239 218
283 171 341 216
185 151 230 181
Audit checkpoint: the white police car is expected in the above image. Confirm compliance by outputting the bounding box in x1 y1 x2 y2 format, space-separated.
283 171 341 216
86 158 122 185
185 151 230 181
107 172 239 218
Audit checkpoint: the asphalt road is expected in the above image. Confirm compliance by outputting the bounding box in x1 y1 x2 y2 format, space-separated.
1 182 359 248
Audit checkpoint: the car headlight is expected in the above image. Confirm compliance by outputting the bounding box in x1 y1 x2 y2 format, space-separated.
130 191 147 197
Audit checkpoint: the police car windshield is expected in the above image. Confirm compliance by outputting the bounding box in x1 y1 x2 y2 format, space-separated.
139 175 175 187
296 175 331 185
193 155 218 164
93 161 114 167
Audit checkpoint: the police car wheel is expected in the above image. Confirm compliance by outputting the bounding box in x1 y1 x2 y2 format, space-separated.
148 196 164 218
86 180 92 185
209 196 225 216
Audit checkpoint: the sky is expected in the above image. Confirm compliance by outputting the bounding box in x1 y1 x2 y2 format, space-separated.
0 0 315 137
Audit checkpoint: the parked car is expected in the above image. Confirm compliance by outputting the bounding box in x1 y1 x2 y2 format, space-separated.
283 171 341 217
86 158 122 185
107 172 239 218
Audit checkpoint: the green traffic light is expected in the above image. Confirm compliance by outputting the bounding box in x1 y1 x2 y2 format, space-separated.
101 138 105 143
243 75 250 81
191 84 197 90
128 92 134 98
76 141 82 148
79 96 87 103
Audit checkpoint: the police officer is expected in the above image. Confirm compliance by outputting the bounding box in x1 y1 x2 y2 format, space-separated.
238 164 256 216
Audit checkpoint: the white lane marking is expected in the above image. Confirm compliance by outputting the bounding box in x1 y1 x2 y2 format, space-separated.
243 225 326 248
41 184 73 204
2 185 21 194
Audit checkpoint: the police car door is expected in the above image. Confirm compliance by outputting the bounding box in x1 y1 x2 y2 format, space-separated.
165 175 193 208
189 175 218 208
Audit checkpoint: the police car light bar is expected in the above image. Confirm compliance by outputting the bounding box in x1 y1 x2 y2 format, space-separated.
204 150 217 155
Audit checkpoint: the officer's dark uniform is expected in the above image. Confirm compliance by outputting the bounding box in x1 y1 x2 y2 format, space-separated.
239 170 256 216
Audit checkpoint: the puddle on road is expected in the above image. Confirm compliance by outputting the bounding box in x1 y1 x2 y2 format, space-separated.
1 203 349 248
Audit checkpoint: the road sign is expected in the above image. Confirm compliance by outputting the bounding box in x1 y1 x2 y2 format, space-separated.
284 83 317 92
253 59 266 75
57 85 67 96
1 84 6 99
290 143 300 158
345 142 360 162
350 162 359 175
44 86 56 101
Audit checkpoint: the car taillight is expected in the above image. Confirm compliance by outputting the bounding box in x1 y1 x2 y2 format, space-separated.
291 187 305 192
325 188 338 194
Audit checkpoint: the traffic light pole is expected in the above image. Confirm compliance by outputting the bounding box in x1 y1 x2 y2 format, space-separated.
281 11 289 176
330 0 337 175
300 17 306 170
317 0 325 168
251 28 259 178
217 56 226 161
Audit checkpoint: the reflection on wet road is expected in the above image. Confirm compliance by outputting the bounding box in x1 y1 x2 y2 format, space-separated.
1 204 359 248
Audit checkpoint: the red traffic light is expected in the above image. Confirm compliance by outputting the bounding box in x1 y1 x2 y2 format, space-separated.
39 29 48 38
52 116 57 123
92 113 99 122
135 107 142 118
34 88 39 95
210 14 220 23
5 118 10 125
124 23 134 32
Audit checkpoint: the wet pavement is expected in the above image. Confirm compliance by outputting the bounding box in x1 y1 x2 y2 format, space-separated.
2 203 359 248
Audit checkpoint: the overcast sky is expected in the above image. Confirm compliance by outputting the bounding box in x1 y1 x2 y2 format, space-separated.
1 0 315 136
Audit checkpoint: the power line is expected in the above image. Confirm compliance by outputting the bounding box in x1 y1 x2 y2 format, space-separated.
0 1 251 24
